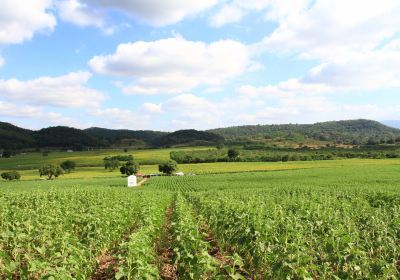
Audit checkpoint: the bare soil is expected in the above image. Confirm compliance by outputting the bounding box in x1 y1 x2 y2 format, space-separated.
90 223 139 280
157 205 178 280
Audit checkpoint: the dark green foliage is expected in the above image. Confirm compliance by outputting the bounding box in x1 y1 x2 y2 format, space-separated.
120 160 140 176
60 160 76 173
105 155 134 161
35 126 103 149
158 160 178 175
2 120 400 151
0 122 35 150
2 150 13 158
170 146 400 164
85 127 167 146
1 171 21 181
39 164 64 180
104 158 119 171
227 149 239 160
152 129 224 147
209 119 400 145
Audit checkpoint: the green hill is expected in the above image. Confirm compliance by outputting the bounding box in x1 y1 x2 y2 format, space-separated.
151 129 224 147
35 126 104 150
208 119 400 145
1 119 399 150
0 122 36 150
85 127 167 146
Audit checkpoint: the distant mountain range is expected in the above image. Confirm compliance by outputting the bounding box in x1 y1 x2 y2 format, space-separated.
1 119 399 150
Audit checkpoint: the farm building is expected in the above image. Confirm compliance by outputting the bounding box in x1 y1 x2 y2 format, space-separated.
127 175 137 187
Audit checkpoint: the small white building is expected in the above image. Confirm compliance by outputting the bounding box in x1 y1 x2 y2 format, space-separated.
127 175 137 187
176 172 184 176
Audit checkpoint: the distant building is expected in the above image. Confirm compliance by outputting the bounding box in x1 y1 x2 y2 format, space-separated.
176 172 184 176
127 175 137 187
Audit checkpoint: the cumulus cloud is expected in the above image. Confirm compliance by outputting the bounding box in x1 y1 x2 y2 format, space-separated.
0 71 106 108
142 102 162 114
210 4 244 27
0 101 43 118
0 0 56 45
256 0 400 60
209 0 310 27
57 0 218 27
89 37 252 95
89 107 150 129
303 50 400 91
57 0 104 28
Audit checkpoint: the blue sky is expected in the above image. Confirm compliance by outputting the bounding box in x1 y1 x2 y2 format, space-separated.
0 0 399 131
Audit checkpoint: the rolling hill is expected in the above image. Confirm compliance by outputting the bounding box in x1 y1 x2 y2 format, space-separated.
1 119 399 150
208 119 400 145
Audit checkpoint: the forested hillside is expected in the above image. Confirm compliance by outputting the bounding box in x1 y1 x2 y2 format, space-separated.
209 119 400 145
1 119 399 151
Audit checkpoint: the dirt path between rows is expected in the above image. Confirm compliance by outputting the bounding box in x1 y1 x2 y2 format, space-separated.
90 223 138 280
200 222 250 279
138 177 149 186
158 204 177 280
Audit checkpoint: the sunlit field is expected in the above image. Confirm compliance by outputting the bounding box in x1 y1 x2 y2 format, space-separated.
2 159 400 278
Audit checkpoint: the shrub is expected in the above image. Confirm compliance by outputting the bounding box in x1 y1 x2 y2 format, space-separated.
39 165 64 180
1 171 21 181
159 160 178 175
120 160 140 176
60 160 76 173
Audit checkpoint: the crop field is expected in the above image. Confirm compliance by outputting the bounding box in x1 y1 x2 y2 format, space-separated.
1 161 400 279
0 147 211 171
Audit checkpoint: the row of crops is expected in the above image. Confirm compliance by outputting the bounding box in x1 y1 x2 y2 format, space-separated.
2 163 400 279
147 166 400 279
0 186 171 279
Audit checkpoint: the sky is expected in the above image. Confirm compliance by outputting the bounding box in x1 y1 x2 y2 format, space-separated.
0 0 399 131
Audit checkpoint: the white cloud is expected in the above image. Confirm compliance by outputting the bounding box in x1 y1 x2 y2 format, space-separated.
0 71 106 108
0 101 43 118
209 0 310 27
89 107 150 129
303 50 400 91
0 0 56 45
57 0 218 27
57 0 104 28
142 102 162 114
238 78 332 98
210 4 244 27
256 0 400 61
89 37 252 95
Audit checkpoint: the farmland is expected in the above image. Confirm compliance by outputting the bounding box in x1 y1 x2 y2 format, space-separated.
1 160 400 279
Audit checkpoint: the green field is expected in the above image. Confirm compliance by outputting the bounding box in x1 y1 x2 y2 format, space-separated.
3 146 400 181
0 147 212 170
1 159 400 279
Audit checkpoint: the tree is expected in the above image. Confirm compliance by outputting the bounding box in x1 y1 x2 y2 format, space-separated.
227 149 239 160
1 171 21 181
2 150 12 158
104 157 119 171
159 160 178 175
60 160 76 173
120 160 140 176
216 144 224 150
39 164 64 180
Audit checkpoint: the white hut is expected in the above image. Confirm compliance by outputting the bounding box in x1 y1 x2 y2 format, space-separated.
127 175 137 187
176 172 184 176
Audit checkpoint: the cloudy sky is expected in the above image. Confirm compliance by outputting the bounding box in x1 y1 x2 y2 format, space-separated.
0 0 399 131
